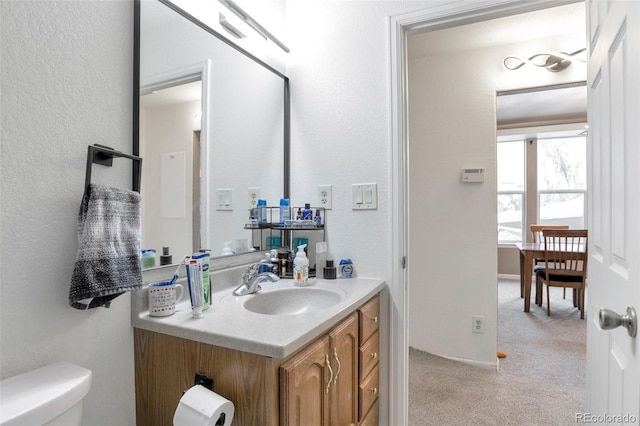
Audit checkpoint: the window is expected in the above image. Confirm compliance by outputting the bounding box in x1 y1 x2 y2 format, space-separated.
497 141 525 243
497 130 587 244
537 137 587 229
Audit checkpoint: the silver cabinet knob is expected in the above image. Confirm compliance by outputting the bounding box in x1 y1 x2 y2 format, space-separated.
599 306 637 338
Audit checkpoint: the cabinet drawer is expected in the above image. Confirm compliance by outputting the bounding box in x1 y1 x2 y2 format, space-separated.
359 331 379 380
359 398 379 426
358 366 379 421
358 296 380 345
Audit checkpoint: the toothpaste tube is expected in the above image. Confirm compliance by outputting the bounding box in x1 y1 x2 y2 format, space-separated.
186 259 204 318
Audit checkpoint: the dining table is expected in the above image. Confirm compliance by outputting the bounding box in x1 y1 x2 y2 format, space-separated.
515 242 544 312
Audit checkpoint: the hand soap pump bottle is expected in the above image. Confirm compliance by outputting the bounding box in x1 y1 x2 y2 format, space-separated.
221 241 234 256
293 244 309 286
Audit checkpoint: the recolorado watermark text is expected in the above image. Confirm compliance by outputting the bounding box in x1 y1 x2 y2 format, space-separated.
576 413 637 423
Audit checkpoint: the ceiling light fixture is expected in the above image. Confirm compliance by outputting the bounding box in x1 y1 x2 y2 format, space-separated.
503 48 586 72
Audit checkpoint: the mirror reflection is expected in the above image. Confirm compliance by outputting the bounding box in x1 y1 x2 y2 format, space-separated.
138 0 288 263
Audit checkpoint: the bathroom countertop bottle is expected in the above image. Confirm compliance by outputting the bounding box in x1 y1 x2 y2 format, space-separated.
279 198 290 227
324 260 337 279
302 203 313 220
141 249 156 269
221 241 234 256
269 249 280 275
259 253 273 273
257 199 267 225
293 244 309 286
160 246 172 266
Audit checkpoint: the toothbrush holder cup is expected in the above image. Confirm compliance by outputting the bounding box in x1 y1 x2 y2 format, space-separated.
148 280 184 317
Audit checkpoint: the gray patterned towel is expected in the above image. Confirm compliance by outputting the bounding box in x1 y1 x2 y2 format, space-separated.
69 184 143 309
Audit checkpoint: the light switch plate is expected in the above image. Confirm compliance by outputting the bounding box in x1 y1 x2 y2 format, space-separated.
248 187 260 209
317 184 332 209
216 189 233 211
352 183 377 210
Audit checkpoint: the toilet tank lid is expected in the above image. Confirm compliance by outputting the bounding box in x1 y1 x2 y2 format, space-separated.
0 361 92 426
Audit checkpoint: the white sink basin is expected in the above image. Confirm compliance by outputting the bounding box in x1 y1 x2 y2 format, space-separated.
242 287 344 316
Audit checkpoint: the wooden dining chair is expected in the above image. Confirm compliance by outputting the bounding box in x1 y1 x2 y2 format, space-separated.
535 229 588 319
530 224 569 305
530 224 570 245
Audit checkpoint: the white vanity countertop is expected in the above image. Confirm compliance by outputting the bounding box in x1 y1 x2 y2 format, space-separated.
131 277 386 358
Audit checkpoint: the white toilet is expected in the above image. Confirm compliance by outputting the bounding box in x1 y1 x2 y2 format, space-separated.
0 361 92 426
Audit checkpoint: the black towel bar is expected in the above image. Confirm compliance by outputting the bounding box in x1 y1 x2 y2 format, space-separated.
84 144 143 193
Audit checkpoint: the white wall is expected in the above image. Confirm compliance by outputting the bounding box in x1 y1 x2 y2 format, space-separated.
0 1 136 425
286 0 433 275
407 31 586 363
141 100 199 258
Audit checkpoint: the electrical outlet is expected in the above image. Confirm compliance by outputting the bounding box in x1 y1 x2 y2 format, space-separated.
248 187 261 209
317 184 332 209
472 315 484 334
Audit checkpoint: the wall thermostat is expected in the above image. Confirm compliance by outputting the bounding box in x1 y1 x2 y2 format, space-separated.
461 168 484 183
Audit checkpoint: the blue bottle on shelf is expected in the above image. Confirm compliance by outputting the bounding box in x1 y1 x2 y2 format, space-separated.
302 203 313 220
279 198 290 227
257 199 267 225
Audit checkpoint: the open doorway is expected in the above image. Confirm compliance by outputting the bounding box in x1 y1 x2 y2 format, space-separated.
140 79 203 257
404 2 587 423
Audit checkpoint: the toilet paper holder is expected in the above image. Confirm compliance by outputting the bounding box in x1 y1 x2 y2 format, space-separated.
175 374 233 426
182 372 214 396
193 372 213 391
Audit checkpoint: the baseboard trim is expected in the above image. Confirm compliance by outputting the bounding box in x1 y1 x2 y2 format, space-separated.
415 349 499 371
498 273 520 280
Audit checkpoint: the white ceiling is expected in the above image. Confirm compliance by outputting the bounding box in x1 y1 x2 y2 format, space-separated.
497 84 586 129
408 2 585 58
408 2 587 128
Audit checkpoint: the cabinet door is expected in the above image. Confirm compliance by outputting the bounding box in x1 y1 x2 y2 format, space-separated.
280 335 330 426
328 313 358 426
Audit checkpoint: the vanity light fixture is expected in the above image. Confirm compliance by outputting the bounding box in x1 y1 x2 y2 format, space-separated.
219 12 247 39
218 0 290 53
503 48 586 72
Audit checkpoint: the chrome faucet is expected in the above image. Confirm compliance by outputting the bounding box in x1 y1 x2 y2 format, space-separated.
232 263 280 296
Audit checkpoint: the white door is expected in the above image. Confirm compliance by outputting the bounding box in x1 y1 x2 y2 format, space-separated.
586 0 640 423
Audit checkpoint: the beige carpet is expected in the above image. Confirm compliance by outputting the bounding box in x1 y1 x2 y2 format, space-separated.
409 279 586 425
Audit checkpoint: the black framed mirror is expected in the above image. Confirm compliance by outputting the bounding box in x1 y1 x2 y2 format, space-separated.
133 0 289 265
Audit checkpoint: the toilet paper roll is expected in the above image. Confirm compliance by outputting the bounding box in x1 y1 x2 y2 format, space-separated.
173 385 234 426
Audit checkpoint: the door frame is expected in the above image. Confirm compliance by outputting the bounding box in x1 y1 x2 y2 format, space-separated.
388 0 581 423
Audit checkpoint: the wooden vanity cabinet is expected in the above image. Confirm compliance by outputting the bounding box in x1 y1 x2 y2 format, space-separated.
357 295 380 423
280 312 359 426
134 329 281 426
329 313 359 425
280 335 331 425
134 294 380 426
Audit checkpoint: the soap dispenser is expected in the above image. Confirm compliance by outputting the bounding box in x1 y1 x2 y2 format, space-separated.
293 244 309 286
221 241 234 256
